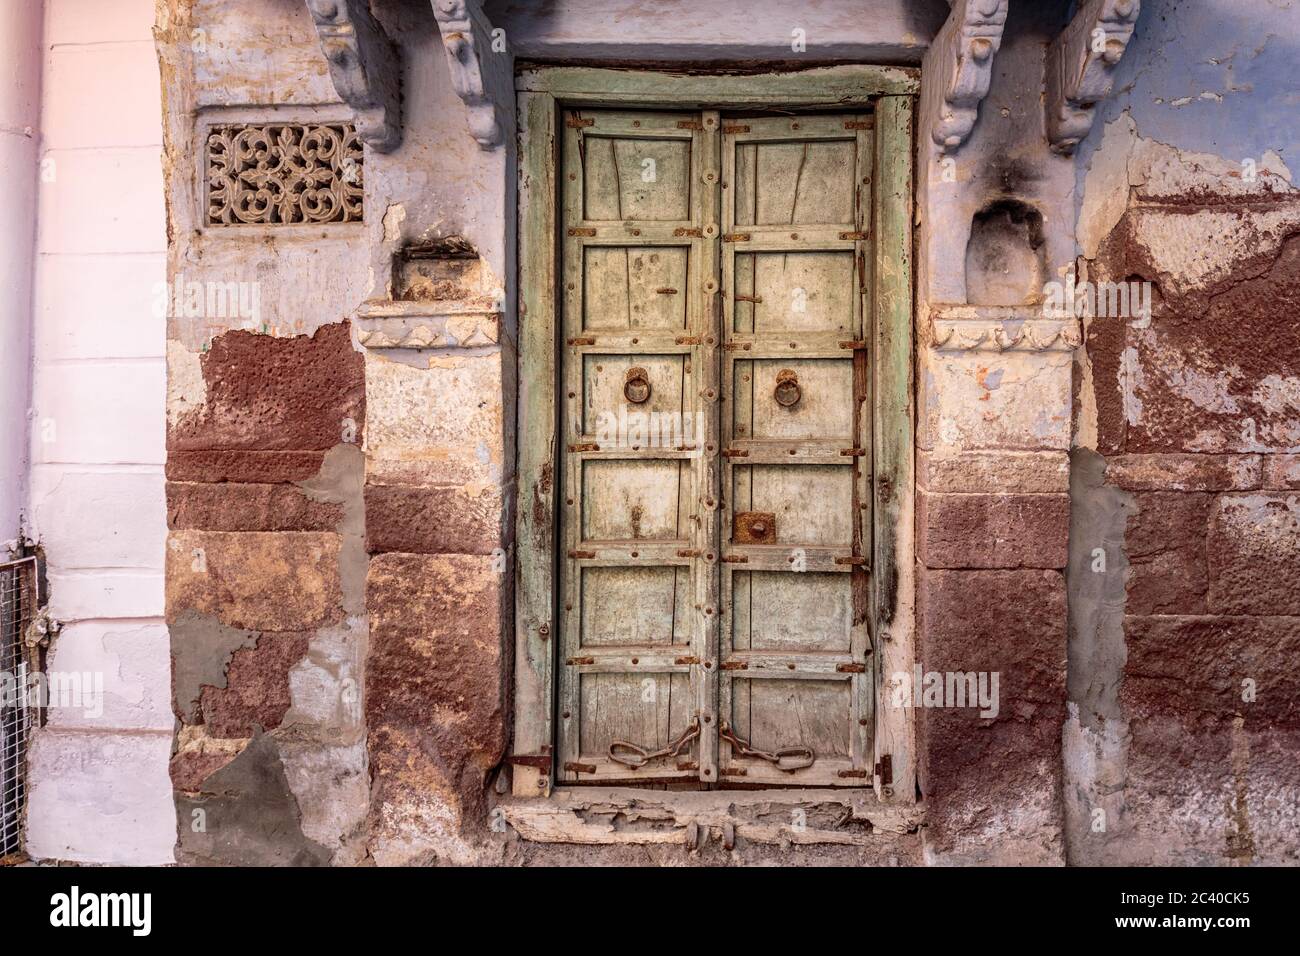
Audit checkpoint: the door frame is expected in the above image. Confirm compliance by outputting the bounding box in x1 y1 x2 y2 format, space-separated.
512 65 917 805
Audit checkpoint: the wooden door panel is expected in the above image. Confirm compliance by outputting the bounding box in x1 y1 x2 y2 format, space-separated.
580 565 689 647
743 358 855 440
582 246 689 330
580 459 687 542
733 464 854 548
733 117 859 226
559 108 715 784
737 571 853 652
732 251 857 335
720 113 873 787
582 353 689 431
581 111 695 222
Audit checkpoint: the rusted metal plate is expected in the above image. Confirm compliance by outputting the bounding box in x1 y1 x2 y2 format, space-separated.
733 511 776 544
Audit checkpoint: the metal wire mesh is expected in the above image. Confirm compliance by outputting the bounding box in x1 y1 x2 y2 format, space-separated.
1 557 37 857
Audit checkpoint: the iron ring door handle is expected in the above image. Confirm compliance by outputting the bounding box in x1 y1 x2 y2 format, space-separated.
774 369 801 407
624 366 651 404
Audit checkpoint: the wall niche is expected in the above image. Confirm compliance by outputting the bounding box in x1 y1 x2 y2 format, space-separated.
964 199 1046 306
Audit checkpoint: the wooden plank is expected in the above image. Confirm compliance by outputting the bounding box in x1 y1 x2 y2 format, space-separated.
516 65 920 100
695 109 722 784
513 91 559 797
871 95 916 804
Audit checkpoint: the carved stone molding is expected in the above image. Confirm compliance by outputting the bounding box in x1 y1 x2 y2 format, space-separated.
924 0 1009 153
431 0 510 149
930 306 1082 352
306 0 402 153
1046 0 1141 155
355 299 502 350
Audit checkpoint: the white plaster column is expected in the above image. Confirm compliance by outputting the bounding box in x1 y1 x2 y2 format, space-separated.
0 0 44 553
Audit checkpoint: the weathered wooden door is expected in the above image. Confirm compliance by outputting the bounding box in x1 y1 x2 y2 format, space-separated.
558 108 873 787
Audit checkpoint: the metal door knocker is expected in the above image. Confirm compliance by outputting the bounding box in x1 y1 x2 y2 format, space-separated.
624 366 651 404
774 368 801 407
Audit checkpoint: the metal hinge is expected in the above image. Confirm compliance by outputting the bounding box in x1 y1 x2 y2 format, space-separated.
723 123 751 133
875 754 893 785
566 116 594 128
564 761 597 774
844 120 871 130
722 232 751 243
568 442 599 453
676 119 704 130
567 550 596 560
836 662 867 673
839 230 869 241
567 227 596 237
566 655 595 666
673 227 703 237
839 339 868 350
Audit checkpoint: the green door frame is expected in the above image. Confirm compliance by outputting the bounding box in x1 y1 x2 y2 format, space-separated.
512 65 916 804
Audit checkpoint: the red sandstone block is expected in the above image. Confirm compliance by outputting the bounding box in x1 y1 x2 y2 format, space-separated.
166 530 345 632
916 568 1067 707
364 483 504 555
166 450 328 483
1207 494 1300 615
168 322 364 453
200 633 310 738
1106 454 1261 491
917 492 1069 570
365 553 507 775
1263 455 1300 490
169 750 237 793
1124 492 1210 615
168 481 342 532
1122 615 1300 728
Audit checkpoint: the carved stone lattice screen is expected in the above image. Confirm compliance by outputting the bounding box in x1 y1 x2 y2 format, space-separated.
206 123 364 226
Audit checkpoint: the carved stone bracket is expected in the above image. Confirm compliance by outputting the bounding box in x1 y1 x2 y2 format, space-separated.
1046 0 1141 154
355 299 502 350
924 0 1009 153
432 0 511 150
930 306 1082 352
306 0 402 152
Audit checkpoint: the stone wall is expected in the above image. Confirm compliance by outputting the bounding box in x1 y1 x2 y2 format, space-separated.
1064 0 1300 864
124 0 1300 867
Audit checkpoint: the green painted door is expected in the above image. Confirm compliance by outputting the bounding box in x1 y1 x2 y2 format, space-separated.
558 108 873 787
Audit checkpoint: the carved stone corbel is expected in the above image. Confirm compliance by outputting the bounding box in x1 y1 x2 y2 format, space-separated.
432 0 511 150
924 0 1009 153
306 0 402 152
1046 0 1141 154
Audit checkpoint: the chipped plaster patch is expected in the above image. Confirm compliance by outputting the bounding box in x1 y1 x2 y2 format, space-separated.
382 202 407 243
166 339 206 427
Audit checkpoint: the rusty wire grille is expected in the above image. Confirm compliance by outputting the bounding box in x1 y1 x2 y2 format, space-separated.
1 557 38 857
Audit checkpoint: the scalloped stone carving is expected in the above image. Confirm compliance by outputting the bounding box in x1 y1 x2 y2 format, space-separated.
930 306 1082 352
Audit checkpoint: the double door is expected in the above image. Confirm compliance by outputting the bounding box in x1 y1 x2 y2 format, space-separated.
557 107 874 787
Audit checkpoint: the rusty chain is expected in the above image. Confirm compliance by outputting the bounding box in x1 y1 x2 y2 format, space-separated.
719 720 815 772
608 717 701 768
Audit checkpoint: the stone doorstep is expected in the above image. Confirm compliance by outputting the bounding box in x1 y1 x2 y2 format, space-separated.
499 787 925 847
